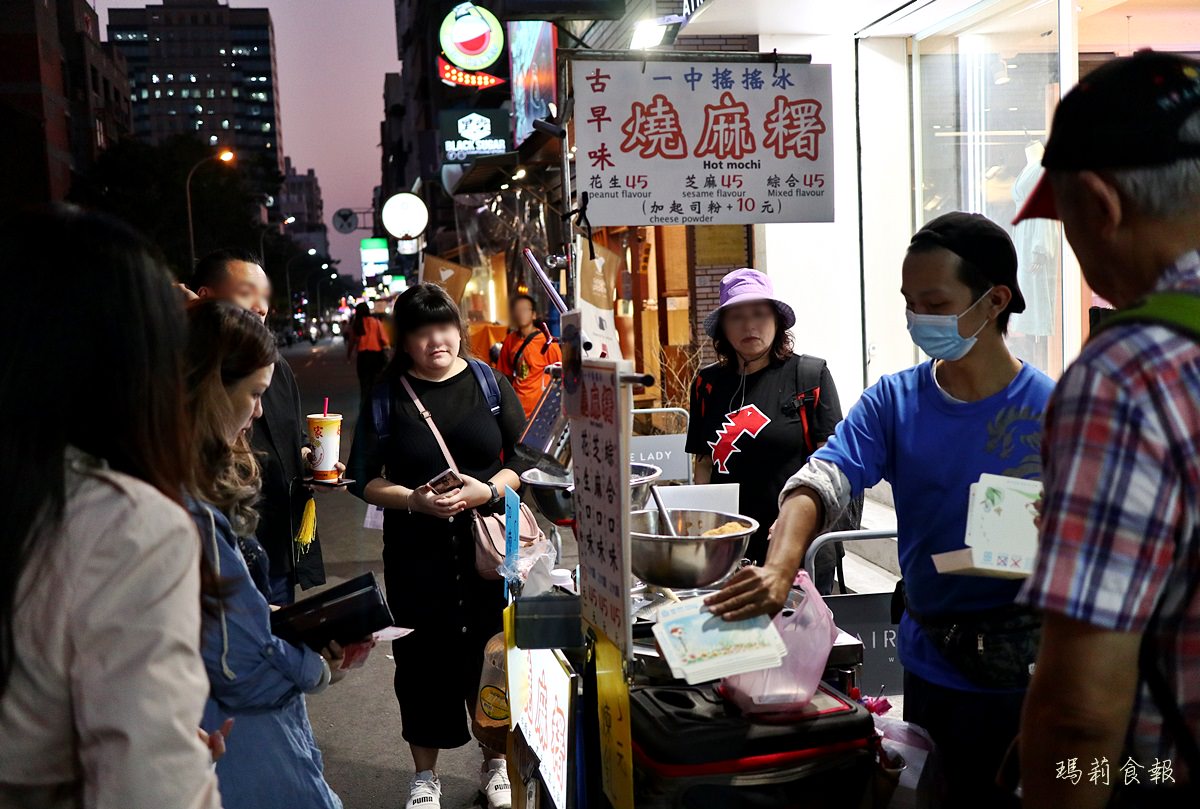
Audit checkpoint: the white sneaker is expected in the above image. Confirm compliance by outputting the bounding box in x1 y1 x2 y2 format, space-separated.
480 759 512 809
406 771 441 809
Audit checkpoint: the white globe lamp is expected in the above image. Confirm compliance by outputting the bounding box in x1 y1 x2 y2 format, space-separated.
381 193 429 240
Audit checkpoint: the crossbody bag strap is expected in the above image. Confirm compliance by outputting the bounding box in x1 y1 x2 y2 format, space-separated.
510 332 539 373
399 376 459 474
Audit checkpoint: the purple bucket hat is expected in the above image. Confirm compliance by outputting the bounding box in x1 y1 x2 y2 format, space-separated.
702 268 796 339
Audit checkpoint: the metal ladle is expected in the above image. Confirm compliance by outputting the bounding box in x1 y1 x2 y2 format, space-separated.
646 485 682 603
650 485 677 537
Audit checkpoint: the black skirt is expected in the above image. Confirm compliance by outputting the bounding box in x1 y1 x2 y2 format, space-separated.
382 509 504 749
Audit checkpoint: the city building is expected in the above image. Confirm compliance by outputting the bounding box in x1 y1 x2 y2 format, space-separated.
380 1 513 256
0 0 131 208
106 0 284 177
279 156 329 257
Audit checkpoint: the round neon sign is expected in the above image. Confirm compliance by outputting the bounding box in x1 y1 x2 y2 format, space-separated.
439 3 504 72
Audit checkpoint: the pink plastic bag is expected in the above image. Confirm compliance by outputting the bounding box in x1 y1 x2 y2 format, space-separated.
721 571 838 714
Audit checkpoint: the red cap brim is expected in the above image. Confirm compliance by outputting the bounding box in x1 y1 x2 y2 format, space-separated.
1013 174 1058 224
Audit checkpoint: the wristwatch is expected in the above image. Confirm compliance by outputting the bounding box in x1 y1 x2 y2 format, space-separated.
309 656 332 695
486 481 500 505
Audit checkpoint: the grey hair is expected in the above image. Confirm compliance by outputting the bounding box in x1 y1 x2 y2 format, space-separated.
1103 111 1200 218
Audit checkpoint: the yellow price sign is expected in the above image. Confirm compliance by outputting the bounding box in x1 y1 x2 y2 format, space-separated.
595 632 634 809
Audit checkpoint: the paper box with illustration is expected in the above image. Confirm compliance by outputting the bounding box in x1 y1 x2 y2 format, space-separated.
932 474 1041 579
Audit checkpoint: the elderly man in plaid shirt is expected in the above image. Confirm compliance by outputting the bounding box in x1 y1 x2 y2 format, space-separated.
1015 52 1200 808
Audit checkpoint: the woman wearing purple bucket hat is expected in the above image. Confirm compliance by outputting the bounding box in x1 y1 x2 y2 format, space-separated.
685 268 848 588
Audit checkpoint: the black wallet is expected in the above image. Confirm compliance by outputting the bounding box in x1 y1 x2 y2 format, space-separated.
270 572 394 651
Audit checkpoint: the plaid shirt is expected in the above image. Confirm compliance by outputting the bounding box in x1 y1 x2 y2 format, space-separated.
1019 250 1200 779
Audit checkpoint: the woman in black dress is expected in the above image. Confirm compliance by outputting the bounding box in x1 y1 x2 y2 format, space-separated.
348 284 527 809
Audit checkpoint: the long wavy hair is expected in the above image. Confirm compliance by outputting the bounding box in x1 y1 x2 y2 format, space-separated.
0 206 194 697
184 299 278 536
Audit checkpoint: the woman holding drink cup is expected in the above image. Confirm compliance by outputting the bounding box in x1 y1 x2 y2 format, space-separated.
183 298 361 809
348 283 530 809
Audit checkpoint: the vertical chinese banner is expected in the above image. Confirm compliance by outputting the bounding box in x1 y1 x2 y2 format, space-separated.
567 357 633 659
570 57 834 227
595 633 634 809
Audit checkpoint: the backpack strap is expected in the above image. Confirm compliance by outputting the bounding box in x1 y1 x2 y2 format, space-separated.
1091 292 1200 343
792 354 826 454
469 359 502 417
370 380 392 443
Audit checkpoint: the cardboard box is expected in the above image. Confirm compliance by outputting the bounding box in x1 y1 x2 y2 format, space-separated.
931 547 1035 579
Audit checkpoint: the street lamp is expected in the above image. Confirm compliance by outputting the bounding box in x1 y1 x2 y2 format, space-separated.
258 214 297 262
284 247 319 310
186 149 235 268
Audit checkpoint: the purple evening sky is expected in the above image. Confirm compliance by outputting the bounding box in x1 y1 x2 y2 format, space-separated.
93 0 402 279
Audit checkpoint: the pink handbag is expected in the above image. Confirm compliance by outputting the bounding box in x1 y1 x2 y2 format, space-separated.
400 376 545 580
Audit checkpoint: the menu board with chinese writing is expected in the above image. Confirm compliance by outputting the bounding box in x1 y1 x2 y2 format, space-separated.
567 357 634 659
517 649 574 809
505 606 575 809
571 57 834 226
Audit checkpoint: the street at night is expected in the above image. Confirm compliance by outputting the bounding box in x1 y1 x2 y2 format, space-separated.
5 1 1200 808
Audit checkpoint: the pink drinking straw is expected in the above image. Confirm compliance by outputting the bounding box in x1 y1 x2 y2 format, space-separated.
323 397 329 417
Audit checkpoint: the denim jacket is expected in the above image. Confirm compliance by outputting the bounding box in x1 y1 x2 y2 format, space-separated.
188 499 341 809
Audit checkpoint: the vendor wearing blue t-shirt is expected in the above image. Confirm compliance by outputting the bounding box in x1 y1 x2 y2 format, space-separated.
707 212 1055 807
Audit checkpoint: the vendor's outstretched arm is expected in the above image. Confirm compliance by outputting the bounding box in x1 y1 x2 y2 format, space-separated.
705 486 824 620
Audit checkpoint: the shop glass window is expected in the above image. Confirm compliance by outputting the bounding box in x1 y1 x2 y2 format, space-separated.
915 0 1065 376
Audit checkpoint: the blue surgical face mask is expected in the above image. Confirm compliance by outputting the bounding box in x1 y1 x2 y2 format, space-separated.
905 288 993 361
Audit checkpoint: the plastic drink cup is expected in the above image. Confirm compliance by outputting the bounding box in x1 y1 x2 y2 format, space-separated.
306 413 343 481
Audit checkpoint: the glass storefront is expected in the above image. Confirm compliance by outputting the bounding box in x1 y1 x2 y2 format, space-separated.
914 0 1066 376
912 0 1200 378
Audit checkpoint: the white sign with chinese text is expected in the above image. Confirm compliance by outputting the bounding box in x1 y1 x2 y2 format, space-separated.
512 648 574 809
571 58 834 226
567 357 634 659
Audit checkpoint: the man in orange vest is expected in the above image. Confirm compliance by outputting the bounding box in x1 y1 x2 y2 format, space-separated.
497 294 560 419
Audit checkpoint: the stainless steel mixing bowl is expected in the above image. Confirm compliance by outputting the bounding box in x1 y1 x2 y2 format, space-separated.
520 463 662 525
627 463 663 510
519 468 574 524
629 509 758 589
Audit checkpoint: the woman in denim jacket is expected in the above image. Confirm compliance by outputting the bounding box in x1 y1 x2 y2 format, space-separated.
184 299 353 809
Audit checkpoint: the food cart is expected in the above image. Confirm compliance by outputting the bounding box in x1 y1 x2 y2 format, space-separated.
501 316 877 809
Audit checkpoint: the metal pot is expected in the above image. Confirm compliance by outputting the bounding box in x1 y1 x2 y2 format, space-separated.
629 509 758 589
520 463 663 526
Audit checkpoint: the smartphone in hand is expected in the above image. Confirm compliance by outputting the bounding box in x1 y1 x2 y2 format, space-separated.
427 468 464 495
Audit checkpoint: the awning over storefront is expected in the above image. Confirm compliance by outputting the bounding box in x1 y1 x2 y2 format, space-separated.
452 151 521 195
451 128 564 196
681 0 907 36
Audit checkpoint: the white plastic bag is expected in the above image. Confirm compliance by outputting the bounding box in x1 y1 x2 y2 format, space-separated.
721 571 838 713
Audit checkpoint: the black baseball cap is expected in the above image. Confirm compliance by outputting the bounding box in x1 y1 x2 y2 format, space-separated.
1015 50 1200 223
910 212 1026 314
